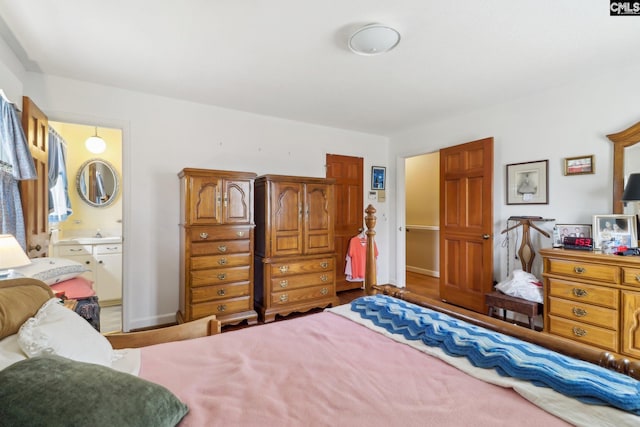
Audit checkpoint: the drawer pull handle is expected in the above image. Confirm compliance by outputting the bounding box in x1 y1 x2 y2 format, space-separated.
574 266 586 274
279 294 289 302
572 327 587 337
218 258 227 265
279 265 289 273
218 245 227 252
572 307 587 317
572 288 588 297
320 287 328 295
236 231 245 237
217 289 226 296
85 261 91 265
217 273 226 280
217 304 226 312
279 280 288 288
199 232 209 239
320 274 329 282
70 248 83 252
320 262 328 269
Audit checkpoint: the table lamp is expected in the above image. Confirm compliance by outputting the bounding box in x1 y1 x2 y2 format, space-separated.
0 234 31 278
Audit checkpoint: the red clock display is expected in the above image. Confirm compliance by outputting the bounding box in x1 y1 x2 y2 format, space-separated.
563 236 594 250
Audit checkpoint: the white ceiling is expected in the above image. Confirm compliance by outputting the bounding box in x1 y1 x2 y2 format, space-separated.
0 1 638 136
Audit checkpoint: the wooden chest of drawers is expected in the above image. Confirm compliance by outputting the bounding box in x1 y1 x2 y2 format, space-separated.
541 248 640 359
178 169 258 326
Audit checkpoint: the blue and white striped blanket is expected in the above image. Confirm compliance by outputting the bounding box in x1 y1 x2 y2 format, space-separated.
350 295 640 415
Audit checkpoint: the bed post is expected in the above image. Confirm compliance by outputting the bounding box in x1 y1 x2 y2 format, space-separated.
364 204 377 295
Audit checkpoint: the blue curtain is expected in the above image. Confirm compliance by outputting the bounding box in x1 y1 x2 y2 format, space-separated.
48 127 72 222
0 96 36 249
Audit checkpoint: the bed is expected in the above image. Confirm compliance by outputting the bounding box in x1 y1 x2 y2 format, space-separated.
2 205 640 426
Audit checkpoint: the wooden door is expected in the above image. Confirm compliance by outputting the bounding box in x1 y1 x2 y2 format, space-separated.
326 154 363 292
439 137 493 313
223 178 253 224
188 175 222 225
270 181 304 257
304 182 335 255
19 97 48 257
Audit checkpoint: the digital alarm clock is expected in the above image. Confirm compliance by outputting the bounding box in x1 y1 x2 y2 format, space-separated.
563 236 594 251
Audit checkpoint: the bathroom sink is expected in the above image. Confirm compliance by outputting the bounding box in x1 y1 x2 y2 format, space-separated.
56 236 122 245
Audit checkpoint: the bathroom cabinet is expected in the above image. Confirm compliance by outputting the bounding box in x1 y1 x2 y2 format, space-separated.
52 242 123 306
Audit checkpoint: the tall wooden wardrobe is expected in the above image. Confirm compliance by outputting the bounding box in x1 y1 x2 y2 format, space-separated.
254 175 339 322
178 168 258 326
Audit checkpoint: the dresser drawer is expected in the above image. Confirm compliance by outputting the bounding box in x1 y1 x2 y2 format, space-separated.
271 284 335 306
55 244 92 256
190 266 250 287
191 253 251 270
547 278 619 309
94 244 122 255
190 296 251 319
548 296 618 330
190 239 250 256
189 226 252 242
269 258 334 277
191 282 250 303
548 315 618 351
270 270 335 292
546 258 620 284
622 267 640 288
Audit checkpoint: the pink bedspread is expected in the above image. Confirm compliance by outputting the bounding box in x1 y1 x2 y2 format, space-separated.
140 312 568 426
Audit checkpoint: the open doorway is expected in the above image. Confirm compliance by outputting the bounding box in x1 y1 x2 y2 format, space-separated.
48 121 123 333
404 151 440 298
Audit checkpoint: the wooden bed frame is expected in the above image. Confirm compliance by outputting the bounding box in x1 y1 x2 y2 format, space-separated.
106 204 640 380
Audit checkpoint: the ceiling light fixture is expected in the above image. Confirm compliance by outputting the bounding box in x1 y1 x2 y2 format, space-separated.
85 127 106 154
348 23 401 56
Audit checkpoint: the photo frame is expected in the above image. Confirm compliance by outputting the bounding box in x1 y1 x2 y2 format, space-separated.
506 160 548 205
592 214 638 252
552 224 592 247
371 166 386 190
564 155 594 176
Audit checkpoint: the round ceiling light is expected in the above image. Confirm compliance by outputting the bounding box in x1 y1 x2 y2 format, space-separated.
85 127 106 154
348 24 401 56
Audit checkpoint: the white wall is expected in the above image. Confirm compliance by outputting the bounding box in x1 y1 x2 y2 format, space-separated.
388 62 640 283
2 67 390 329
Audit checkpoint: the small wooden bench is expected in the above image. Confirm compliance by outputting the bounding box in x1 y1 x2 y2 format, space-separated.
485 291 542 330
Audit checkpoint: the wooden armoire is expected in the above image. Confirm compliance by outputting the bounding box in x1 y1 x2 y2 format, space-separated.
254 175 339 322
178 168 258 326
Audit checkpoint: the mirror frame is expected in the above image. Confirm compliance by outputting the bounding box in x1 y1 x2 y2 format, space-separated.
76 159 120 208
607 121 640 214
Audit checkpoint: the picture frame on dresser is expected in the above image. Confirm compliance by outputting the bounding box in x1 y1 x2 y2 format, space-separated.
592 214 638 252
552 224 592 247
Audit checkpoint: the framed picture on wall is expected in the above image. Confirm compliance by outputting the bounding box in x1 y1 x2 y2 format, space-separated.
371 166 386 190
506 160 548 205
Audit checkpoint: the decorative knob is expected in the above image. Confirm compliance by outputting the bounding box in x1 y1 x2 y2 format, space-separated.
572 327 587 337
218 245 227 252
199 232 209 239
320 274 328 282
217 304 226 312
320 287 328 295
218 258 227 265
279 294 289 302
320 262 328 269
279 280 288 288
574 266 585 274
572 307 587 317
572 288 588 297
279 265 289 273
217 289 226 296
29 244 42 251
236 231 245 237
217 273 226 280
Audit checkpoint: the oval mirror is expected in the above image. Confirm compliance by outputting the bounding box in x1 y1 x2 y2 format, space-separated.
76 159 119 207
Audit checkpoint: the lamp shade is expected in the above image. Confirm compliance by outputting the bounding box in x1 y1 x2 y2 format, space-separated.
85 127 106 154
348 24 401 56
622 173 640 201
0 234 30 272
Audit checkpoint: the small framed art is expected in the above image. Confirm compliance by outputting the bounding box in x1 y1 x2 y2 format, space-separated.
371 166 386 190
552 224 592 247
592 214 638 252
506 160 548 205
564 155 594 176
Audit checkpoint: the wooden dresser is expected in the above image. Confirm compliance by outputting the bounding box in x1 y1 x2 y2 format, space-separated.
541 248 640 359
254 175 339 322
178 168 258 326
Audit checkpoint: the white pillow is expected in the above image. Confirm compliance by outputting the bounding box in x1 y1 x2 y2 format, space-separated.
18 298 114 367
13 257 90 285
0 334 27 371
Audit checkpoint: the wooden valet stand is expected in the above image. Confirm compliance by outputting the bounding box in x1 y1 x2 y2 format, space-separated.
501 216 554 273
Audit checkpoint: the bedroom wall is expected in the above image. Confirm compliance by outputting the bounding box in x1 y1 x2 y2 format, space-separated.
388 61 640 284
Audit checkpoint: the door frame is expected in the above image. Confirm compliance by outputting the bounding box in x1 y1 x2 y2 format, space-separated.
46 110 131 331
